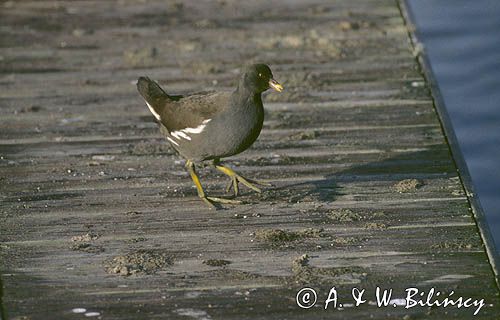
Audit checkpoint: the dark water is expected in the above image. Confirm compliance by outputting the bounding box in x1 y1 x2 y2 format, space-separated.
406 1 500 253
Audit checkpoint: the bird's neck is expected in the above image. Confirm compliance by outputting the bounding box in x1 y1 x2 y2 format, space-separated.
234 84 261 104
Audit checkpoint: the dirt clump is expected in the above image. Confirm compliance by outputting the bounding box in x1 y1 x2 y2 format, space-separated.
431 236 481 251
203 259 231 267
104 250 172 276
71 232 99 242
254 228 323 243
393 179 423 193
331 237 360 245
70 231 102 253
327 208 363 222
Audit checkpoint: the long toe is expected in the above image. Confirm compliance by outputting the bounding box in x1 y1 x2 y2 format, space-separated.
244 177 272 187
215 164 270 195
206 196 243 205
235 175 263 193
225 176 239 197
225 179 234 194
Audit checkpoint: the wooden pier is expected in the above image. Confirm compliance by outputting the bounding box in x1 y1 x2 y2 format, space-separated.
1 0 498 319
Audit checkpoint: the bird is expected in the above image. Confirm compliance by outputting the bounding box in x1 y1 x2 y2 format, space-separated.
136 63 283 208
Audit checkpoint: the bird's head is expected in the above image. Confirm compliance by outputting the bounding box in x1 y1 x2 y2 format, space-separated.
240 64 283 94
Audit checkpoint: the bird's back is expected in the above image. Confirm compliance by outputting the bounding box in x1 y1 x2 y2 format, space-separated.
137 77 264 162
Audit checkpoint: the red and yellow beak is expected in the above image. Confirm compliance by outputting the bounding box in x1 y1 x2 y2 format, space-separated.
269 78 284 92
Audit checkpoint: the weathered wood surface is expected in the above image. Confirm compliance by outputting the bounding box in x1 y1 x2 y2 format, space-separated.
0 0 498 319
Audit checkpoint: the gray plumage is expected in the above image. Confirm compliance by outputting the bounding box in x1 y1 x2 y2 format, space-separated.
136 63 282 208
137 64 280 162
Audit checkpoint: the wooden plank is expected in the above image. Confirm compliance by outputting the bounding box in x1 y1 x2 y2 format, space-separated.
398 0 500 286
0 0 498 319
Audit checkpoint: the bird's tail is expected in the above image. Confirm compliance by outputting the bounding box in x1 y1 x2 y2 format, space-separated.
136 77 169 119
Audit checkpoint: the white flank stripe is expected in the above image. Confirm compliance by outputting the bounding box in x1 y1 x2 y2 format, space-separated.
145 102 160 120
174 131 191 140
167 137 179 146
182 119 212 134
168 119 211 145
171 131 181 139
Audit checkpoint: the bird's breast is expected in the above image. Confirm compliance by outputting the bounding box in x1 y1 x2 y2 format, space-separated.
230 100 264 154
205 98 264 158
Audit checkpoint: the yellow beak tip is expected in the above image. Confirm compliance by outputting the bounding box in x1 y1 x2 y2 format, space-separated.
269 80 284 92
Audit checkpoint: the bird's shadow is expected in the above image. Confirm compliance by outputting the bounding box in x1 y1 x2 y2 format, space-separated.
256 144 455 204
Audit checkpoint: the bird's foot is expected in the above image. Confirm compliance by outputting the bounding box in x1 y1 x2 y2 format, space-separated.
198 195 242 209
200 196 218 209
215 163 272 197
187 160 244 209
225 173 272 197
206 196 242 204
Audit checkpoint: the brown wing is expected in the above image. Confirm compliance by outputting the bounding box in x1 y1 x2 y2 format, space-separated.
158 91 230 132
137 77 230 132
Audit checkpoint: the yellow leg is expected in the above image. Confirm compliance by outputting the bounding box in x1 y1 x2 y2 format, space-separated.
185 160 242 209
186 160 215 209
215 163 271 197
